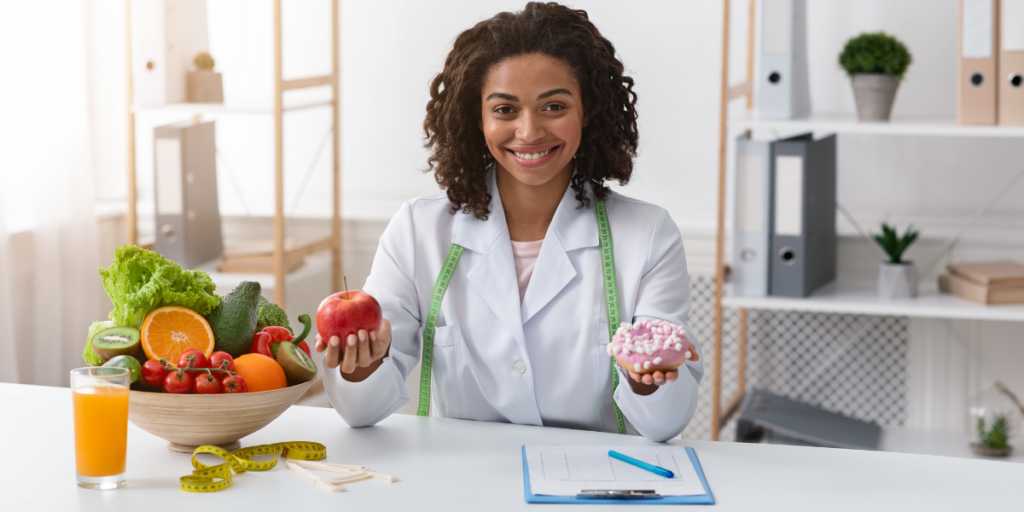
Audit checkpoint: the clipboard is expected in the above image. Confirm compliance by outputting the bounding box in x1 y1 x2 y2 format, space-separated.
521 446 715 505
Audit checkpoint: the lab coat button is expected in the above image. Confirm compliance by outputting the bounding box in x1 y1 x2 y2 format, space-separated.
512 361 526 374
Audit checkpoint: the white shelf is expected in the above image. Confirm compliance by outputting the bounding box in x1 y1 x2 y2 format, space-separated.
722 281 1024 323
195 251 331 293
880 427 1024 463
730 112 1024 138
132 98 332 115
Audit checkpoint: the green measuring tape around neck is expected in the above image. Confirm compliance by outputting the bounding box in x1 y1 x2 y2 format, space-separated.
417 197 627 435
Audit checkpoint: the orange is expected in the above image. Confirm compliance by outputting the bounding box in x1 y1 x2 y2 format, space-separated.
234 354 287 392
140 306 215 363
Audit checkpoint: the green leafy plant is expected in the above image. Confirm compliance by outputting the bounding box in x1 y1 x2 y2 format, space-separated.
977 414 1012 450
872 223 919 264
838 32 912 80
193 52 215 71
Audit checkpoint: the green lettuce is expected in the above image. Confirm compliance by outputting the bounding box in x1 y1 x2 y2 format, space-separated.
98 245 220 330
82 320 113 365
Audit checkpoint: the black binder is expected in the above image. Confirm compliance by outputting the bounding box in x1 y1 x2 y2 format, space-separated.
768 133 836 297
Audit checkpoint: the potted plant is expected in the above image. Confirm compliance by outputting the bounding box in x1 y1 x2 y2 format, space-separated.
972 414 1013 457
838 32 912 121
187 52 224 103
873 223 919 298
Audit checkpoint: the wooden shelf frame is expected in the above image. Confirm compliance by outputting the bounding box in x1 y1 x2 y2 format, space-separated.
710 0 756 441
124 0 343 306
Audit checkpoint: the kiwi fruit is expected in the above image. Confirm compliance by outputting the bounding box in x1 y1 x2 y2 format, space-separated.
276 342 317 385
91 326 141 362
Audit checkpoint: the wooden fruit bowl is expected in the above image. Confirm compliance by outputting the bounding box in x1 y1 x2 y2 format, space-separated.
128 379 315 453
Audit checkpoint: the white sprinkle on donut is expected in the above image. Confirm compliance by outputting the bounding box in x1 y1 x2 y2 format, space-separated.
643 361 651 369
654 357 663 365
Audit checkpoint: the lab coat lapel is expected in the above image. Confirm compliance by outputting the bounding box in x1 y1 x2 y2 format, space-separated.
454 171 527 349
520 182 599 325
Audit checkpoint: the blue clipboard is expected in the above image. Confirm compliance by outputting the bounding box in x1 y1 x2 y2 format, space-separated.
522 446 715 505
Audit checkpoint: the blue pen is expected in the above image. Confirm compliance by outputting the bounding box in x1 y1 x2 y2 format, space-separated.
608 450 675 478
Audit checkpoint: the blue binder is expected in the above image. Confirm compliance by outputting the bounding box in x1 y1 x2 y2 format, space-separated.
521 446 715 505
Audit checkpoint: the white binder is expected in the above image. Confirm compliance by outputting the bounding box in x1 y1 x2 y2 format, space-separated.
132 0 211 105
732 134 772 297
756 0 811 119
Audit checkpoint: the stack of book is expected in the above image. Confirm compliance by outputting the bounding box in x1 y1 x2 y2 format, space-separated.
939 261 1024 304
219 239 307 274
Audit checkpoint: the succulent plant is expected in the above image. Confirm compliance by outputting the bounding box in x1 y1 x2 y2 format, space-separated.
977 414 1012 450
193 52 215 71
872 223 919 264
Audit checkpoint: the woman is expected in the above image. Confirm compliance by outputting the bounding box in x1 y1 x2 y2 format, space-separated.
316 2 702 442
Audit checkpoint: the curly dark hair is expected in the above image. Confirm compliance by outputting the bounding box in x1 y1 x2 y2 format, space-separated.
424 2 639 220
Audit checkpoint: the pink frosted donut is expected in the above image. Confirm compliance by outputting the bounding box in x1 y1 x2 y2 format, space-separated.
607 319 692 374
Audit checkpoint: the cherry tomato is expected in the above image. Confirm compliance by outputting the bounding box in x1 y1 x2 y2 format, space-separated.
208 351 234 372
178 349 208 377
221 375 248 394
194 373 222 394
163 369 193 394
142 359 169 388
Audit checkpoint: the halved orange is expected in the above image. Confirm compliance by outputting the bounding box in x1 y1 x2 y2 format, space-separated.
140 306 215 363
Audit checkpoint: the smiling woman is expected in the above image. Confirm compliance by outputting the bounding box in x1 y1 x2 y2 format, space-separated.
423 2 639 222
317 1 703 443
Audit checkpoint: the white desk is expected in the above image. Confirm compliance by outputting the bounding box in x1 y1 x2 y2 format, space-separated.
3 383 1022 510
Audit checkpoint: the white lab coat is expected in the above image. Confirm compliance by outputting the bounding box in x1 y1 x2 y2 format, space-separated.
324 170 704 442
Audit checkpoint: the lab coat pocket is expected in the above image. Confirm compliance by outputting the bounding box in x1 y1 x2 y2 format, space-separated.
428 325 463 418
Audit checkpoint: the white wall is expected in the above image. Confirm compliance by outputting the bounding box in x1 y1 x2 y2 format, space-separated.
86 0 1024 432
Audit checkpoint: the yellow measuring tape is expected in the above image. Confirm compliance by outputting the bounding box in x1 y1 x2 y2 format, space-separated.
180 441 327 493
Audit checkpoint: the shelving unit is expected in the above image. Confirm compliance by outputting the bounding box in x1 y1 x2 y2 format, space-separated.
730 111 1024 138
124 0 342 306
710 0 1024 446
722 281 1024 323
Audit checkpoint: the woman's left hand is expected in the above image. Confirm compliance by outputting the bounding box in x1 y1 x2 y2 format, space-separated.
625 339 698 393
627 369 678 387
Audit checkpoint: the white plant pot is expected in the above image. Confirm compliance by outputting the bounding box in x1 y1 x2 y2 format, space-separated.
851 73 900 121
878 261 918 299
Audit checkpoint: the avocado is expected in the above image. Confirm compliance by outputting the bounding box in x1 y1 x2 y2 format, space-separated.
91 326 141 362
276 342 317 385
206 281 262 357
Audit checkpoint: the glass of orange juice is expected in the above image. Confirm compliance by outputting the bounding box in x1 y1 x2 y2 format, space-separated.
71 367 130 490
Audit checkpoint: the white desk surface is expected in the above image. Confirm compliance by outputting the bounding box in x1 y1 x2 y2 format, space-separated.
3 383 1022 511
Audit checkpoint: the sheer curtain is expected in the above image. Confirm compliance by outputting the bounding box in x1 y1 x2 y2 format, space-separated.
0 2 108 386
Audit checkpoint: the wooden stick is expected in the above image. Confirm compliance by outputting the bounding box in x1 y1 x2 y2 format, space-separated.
331 0 343 294
711 0 732 442
273 0 286 306
286 461 348 492
125 0 137 246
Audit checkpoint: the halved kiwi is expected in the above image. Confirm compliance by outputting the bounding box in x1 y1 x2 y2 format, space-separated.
91 326 141 362
276 342 317 385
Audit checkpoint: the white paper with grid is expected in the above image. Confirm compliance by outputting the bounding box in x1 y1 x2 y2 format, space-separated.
524 445 704 496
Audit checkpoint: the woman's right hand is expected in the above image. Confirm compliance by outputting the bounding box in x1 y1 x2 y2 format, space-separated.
315 318 392 382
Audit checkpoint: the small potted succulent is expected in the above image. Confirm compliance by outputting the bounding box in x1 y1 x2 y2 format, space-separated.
838 32 912 121
187 52 224 103
873 223 919 298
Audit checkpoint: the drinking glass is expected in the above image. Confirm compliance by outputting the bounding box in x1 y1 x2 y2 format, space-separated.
71 367 130 490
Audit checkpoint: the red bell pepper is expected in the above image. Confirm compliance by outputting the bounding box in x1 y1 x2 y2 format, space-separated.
249 314 312 358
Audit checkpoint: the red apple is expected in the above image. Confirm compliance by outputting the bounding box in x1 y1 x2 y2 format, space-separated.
317 290 383 345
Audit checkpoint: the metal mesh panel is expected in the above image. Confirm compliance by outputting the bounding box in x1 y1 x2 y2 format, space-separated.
681 275 909 441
